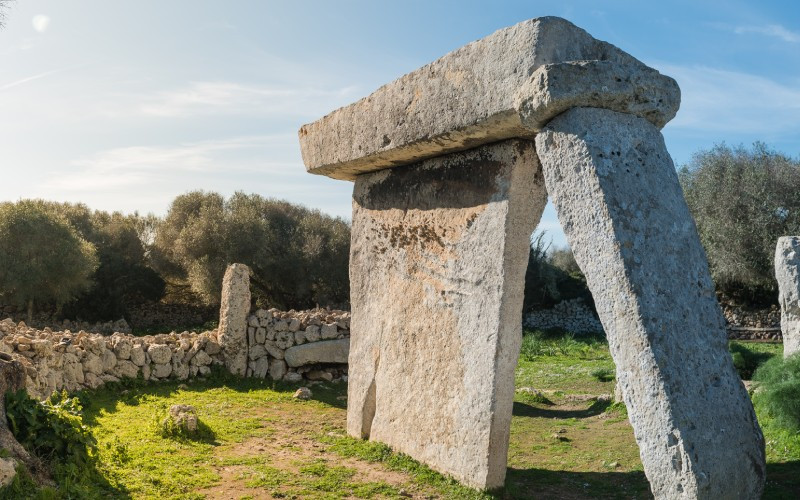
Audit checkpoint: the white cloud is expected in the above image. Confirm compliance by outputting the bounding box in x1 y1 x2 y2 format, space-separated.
62 135 293 181
653 63 800 134
0 68 62 91
33 134 354 218
734 24 800 43
32 15 50 33
138 81 359 118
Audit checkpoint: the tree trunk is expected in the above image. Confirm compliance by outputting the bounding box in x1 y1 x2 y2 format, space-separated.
26 299 33 324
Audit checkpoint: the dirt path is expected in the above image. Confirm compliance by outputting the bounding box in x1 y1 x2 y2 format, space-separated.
199 400 438 499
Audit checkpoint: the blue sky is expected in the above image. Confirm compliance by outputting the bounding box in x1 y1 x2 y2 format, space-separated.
1 1 798 247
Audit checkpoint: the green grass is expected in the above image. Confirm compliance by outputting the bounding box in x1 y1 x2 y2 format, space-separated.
516 329 616 395
4 331 800 499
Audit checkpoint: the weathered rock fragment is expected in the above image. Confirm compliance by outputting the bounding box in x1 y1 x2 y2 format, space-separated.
166 404 198 433
776 236 800 357
218 264 251 376
347 140 545 488
535 107 765 499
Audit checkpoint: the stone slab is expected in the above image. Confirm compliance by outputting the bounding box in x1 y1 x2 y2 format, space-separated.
347 139 546 489
299 17 679 180
535 107 765 499
284 339 350 368
776 236 800 357
218 263 251 376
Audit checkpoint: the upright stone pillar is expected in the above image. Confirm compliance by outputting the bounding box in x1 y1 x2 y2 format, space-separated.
218 263 251 376
348 140 545 488
776 237 800 357
535 107 765 499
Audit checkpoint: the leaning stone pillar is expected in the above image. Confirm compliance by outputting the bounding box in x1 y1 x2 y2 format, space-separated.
218 263 251 376
347 140 544 488
535 107 765 499
776 237 800 357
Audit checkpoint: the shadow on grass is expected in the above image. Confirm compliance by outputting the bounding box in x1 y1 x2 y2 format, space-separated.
513 399 612 420
764 461 800 499
78 371 349 426
500 467 651 499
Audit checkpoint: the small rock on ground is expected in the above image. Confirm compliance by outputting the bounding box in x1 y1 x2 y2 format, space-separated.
293 387 312 400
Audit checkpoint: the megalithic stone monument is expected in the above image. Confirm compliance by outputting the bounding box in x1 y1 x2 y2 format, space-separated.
298 16 765 498
776 237 800 357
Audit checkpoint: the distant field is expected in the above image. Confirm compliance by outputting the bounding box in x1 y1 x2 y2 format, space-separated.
6 332 799 499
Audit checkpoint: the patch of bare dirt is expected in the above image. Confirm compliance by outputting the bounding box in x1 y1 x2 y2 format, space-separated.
199 400 437 499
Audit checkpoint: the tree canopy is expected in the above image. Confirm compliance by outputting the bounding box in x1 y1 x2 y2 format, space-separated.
153 191 350 310
0 201 98 320
679 142 800 302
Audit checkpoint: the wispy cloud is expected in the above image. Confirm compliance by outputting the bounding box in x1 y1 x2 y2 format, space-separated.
733 24 800 43
654 63 800 134
35 134 352 218
60 135 295 184
138 81 358 118
0 68 62 91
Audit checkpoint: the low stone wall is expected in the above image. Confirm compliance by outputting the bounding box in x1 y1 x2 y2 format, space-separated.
523 298 603 334
0 305 132 335
245 308 350 383
524 298 785 341
0 319 222 400
0 307 350 401
721 303 781 329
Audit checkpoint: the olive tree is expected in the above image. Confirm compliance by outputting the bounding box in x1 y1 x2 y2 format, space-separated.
153 191 350 309
679 143 800 301
0 201 98 321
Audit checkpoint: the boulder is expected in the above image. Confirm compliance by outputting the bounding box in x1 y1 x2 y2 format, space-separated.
166 404 198 433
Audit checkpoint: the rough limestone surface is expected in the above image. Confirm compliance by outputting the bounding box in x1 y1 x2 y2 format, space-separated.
167 404 198 433
347 140 545 489
535 107 765 499
284 339 349 368
776 237 800 357
218 264 251 376
298 17 679 180
0 457 15 488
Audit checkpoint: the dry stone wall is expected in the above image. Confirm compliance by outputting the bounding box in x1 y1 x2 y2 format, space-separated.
0 318 222 400
523 299 602 334
0 307 350 401
245 308 350 383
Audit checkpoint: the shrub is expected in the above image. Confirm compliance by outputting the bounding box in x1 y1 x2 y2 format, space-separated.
752 354 800 431
590 367 615 382
58 206 165 321
5 389 96 466
0 201 98 321
679 143 800 303
523 232 593 311
153 191 350 309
